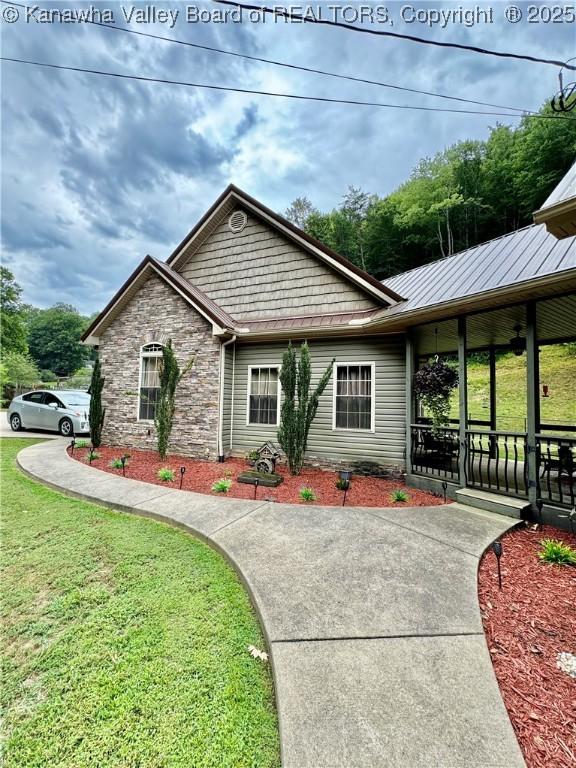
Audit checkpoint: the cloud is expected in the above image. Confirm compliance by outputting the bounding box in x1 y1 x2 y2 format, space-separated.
1 0 572 312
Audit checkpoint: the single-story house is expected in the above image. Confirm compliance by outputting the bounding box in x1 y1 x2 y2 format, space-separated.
82 164 576 515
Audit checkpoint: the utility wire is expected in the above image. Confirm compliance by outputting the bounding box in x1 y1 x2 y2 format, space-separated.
214 1 576 71
2 56 574 120
0 0 531 114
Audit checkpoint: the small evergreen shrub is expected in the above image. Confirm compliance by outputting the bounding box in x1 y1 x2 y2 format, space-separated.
299 487 316 502
391 489 409 503
538 539 576 566
75 439 89 448
88 358 106 448
85 450 100 462
212 478 232 494
157 467 175 482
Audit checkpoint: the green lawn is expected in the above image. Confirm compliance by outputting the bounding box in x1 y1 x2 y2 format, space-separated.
0 439 279 768
449 344 576 433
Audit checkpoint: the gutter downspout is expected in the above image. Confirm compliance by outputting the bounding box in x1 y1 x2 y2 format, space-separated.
217 334 236 462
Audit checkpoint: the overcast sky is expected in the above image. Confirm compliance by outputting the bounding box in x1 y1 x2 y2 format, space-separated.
1 1 574 314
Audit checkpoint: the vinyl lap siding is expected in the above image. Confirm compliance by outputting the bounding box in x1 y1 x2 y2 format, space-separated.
178 213 377 318
231 337 406 468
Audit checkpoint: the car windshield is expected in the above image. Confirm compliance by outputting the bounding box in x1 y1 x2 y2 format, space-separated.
59 393 90 407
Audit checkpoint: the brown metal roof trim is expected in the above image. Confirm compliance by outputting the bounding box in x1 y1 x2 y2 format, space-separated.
240 307 383 331
166 184 405 304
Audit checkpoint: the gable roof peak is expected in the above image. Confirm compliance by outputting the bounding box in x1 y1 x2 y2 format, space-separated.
166 184 403 306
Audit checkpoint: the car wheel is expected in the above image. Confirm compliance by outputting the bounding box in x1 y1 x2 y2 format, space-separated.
59 417 74 437
10 413 22 432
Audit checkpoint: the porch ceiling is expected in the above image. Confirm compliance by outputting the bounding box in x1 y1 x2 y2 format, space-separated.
414 293 576 356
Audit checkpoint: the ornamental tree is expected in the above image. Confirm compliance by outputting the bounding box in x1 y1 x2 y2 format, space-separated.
413 357 458 431
155 341 195 460
88 358 105 448
278 341 334 476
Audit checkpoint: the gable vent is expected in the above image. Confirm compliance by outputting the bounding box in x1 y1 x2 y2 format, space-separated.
228 210 247 233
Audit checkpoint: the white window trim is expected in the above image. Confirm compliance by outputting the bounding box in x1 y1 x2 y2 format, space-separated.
246 365 281 427
332 361 376 433
137 343 163 422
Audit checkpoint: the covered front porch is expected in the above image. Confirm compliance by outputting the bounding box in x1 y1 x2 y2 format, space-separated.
406 293 576 515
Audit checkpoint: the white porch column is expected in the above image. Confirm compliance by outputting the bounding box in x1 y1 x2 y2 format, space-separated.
526 302 540 508
457 317 468 487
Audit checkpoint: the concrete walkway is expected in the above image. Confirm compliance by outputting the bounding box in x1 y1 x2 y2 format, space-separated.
17 440 525 768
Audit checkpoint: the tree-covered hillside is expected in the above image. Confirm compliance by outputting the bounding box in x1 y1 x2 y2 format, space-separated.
286 100 576 279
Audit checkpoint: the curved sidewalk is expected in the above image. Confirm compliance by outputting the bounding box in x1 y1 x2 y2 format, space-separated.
17 440 525 768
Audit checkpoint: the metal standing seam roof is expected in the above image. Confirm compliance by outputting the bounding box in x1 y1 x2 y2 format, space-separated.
382 223 576 314
539 161 576 209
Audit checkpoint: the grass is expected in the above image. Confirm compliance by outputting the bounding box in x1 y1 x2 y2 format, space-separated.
0 439 279 768
448 345 576 432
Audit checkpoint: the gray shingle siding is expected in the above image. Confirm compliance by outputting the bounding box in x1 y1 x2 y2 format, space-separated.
178 212 378 319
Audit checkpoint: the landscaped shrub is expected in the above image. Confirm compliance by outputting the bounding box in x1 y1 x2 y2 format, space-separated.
75 439 89 448
335 478 349 491
85 450 100 462
538 539 576 566
299 487 316 502
88 358 105 448
212 478 232 494
157 467 175 482
155 341 195 460
110 457 129 470
278 341 334 476
390 489 409 503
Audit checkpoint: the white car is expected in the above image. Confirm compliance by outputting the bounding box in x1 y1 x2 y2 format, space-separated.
8 390 90 436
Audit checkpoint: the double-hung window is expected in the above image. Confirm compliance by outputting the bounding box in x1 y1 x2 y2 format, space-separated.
333 363 375 431
139 343 163 421
247 367 280 425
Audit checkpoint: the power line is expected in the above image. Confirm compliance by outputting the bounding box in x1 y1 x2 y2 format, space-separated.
214 1 576 71
0 56 552 120
3 56 574 120
0 0 531 114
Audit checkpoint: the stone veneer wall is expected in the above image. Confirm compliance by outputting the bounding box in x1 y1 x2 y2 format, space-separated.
98 274 221 459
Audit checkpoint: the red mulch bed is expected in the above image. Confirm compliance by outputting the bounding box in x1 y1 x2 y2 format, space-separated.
67 444 445 507
478 524 576 768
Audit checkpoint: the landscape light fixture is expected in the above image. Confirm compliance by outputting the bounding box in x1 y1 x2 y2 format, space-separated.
491 540 503 589
120 455 129 477
441 480 448 503
536 497 544 532
338 469 352 506
254 477 259 500
69 438 76 455
179 466 186 490
509 324 526 357
88 449 95 465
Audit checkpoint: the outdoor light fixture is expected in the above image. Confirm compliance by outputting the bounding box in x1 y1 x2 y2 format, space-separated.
69 438 76 455
120 455 129 477
338 469 352 506
179 466 186 490
491 540 503 589
509 324 526 357
441 480 448 503
254 477 259 500
536 497 544 532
